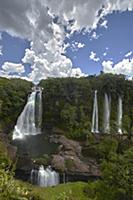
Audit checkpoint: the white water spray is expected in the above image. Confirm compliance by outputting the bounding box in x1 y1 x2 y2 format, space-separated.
31 165 59 187
117 96 123 134
91 90 99 133
103 93 111 133
13 87 42 140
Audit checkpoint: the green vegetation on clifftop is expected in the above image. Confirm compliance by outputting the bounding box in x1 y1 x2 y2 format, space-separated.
40 74 133 139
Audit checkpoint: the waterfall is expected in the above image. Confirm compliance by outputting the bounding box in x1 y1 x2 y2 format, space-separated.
13 86 42 140
91 90 99 133
35 87 42 133
117 96 123 134
31 165 59 187
31 169 38 184
103 93 111 133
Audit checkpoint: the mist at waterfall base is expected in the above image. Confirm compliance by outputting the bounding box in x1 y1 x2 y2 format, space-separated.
12 134 58 157
13 87 42 140
31 165 59 187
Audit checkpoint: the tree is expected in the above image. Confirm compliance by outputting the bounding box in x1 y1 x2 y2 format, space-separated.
84 147 133 200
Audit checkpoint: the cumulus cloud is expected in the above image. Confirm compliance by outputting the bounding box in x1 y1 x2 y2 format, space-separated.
1 62 25 75
100 20 108 28
90 31 100 40
22 22 86 84
0 0 133 82
71 41 85 52
125 51 132 57
0 69 30 81
89 51 100 62
103 52 107 56
102 60 114 73
102 58 133 76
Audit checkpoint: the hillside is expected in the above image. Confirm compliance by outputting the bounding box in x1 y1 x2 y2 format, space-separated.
0 74 133 200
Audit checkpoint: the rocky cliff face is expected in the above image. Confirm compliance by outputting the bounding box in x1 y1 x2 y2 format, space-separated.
13 134 101 183
50 135 100 177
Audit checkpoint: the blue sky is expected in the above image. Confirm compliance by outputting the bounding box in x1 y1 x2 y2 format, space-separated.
0 1 133 83
66 11 133 75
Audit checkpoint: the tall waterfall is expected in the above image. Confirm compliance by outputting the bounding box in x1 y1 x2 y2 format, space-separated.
13 87 42 140
91 90 99 133
103 93 111 133
117 96 123 134
36 88 42 131
31 165 59 187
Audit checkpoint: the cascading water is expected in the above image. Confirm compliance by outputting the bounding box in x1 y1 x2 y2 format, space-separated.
31 169 38 185
31 165 59 187
103 93 111 133
117 96 123 134
91 90 99 133
13 86 42 140
35 87 42 133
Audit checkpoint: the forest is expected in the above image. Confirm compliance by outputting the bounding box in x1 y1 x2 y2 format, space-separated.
0 74 133 200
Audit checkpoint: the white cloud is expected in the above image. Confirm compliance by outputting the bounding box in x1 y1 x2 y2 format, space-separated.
103 52 107 56
70 67 87 77
22 22 86 84
125 51 132 57
103 47 109 57
77 42 85 48
102 58 133 77
0 0 133 83
90 31 99 40
0 69 30 81
0 45 3 56
2 62 25 75
100 20 108 28
89 51 100 62
71 41 85 51
102 60 114 73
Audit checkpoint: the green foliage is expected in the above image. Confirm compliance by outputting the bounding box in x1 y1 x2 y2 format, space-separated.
96 137 118 160
0 136 30 200
40 75 133 139
65 158 75 169
55 190 73 200
33 154 51 166
0 139 12 169
0 77 31 132
0 169 30 200
82 135 118 161
0 74 133 139
27 182 89 200
84 147 133 200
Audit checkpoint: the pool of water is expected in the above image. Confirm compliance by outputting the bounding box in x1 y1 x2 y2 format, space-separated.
12 133 58 158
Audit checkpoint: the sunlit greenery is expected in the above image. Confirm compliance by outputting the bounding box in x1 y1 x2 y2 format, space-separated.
40 74 133 139
0 74 133 200
84 146 133 200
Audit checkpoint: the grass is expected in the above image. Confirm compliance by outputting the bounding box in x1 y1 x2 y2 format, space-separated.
18 181 89 200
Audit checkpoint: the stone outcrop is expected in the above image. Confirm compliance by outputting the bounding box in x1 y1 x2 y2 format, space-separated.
50 135 100 177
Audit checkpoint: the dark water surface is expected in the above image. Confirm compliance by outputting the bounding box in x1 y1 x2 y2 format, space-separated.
12 133 58 158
